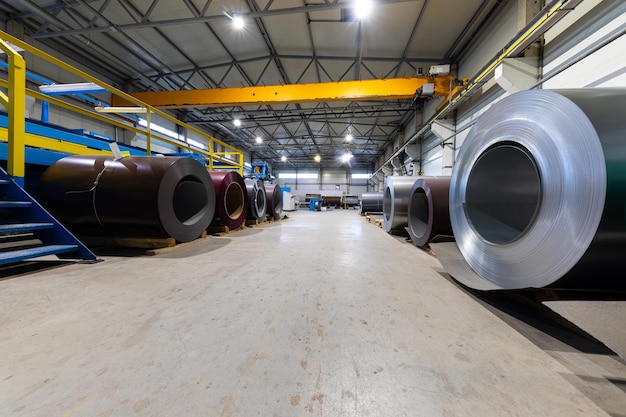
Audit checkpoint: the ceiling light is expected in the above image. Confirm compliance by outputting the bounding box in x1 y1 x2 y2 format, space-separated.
233 118 241 127
345 134 353 142
232 15 245 29
255 136 263 144
94 106 146 113
353 0 373 20
281 155 287 162
341 152 353 163
314 154 321 163
40 82 107 95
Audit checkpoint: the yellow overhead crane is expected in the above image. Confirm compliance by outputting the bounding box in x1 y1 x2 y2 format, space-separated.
112 75 456 109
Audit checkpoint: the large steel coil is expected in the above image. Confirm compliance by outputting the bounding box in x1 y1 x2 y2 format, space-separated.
210 170 249 230
361 192 384 213
449 88 626 290
37 155 216 242
407 176 452 247
382 175 420 232
322 196 341 207
244 179 267 222
265 183 283 220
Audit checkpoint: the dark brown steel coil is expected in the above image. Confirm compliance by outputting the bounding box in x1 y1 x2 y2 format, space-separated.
406 176 452 247
209 170 248 230
244 179 267 222
264 183 283 220
322 196 341 207
37 155 216 242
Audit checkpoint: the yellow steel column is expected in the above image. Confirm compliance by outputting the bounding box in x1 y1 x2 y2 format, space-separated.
0 39 26 183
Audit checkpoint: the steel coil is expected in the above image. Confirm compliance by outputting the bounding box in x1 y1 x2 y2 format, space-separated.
449 88 626 289
265 183 283 220
382 175 420 232
322 196 341 207
209 170 248 230
37 155 216 242
244 179 267 222
407 176 452 247
361 192 384 213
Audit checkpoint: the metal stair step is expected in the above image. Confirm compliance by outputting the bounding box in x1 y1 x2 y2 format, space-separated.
0 201 32 208
0 222 55 234
0 244 79 265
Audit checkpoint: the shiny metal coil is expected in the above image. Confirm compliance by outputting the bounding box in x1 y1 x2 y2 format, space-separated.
407 176 452 247
382 175 420 232
361 192 384 213
449 88 626 289
38 155 216 242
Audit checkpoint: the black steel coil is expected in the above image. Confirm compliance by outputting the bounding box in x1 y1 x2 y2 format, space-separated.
265 183 283 220
407 176 452 247
244 179 267 222
37 155 215 242
361 192 384 213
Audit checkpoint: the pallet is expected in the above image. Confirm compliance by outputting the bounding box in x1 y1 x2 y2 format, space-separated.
80 230 208 252
80 235 177 249
245 218 266 227
207 224 246 236
146 233 209 256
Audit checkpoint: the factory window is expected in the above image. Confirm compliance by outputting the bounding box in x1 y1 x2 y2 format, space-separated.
278 172 319 179
351 173 371 179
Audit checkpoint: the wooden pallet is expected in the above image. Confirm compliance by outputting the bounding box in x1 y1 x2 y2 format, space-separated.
80 231 208 253
245 218 266 227
146 233 209 255
207 224 246 236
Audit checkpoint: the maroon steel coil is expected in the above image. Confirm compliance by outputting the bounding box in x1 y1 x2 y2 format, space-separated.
209 170 248 230
37 155 216 242
264 183 283 220
406 176 452 247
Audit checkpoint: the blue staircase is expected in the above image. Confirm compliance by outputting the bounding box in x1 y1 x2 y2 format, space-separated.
0 167 98 266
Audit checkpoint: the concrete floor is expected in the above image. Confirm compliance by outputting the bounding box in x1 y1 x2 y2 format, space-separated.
1 209 625 416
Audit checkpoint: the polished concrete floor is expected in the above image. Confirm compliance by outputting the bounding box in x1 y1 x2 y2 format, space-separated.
1 209 625 416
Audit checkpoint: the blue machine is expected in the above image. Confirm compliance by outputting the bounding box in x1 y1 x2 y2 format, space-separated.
247 161 274 182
